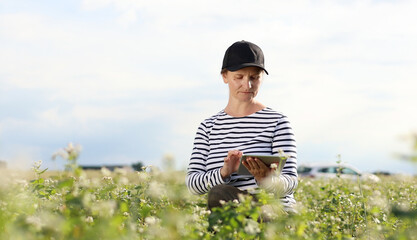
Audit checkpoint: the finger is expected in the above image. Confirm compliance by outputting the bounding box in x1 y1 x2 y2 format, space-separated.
242 157 249 167
228 150 241 159
255 158 269 169
242 160 250 169
251 158 262 168
231 150 238 156
247 158 258 169
244 158 251 166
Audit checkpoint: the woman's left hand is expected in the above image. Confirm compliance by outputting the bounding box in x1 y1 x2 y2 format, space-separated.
242 157 273 182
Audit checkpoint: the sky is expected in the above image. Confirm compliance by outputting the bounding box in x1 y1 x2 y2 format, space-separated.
1 0 416 174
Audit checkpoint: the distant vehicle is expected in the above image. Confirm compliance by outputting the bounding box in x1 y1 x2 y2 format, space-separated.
372 171 391 176
298 162 380 182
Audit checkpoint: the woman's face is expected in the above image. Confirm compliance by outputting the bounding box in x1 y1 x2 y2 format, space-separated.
222 67 263 103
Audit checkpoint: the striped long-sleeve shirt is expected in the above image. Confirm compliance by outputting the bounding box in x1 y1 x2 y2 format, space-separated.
186 107 298 210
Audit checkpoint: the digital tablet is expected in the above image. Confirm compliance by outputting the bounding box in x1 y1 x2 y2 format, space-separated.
236 155 287 176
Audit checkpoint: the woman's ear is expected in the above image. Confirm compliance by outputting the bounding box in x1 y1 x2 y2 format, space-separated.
222 72 228 84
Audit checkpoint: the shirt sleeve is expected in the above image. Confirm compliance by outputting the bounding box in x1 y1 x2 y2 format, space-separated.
260 115 298 195
186 122 229 195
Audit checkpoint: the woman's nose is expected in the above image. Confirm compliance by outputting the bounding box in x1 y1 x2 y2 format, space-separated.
243 77 252 89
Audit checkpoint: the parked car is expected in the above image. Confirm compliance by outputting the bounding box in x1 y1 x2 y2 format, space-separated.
298 162 380 182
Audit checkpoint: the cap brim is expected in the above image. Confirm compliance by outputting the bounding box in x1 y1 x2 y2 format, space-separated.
226 63 269 75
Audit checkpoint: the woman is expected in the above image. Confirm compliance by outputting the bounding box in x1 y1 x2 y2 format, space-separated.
186 40 298 213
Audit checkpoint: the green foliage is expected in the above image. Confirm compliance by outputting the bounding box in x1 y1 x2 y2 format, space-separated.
131 161 145 172
208 194 262 239
1 167 416 239
0 144 416 239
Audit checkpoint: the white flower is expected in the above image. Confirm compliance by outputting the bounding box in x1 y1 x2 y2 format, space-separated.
52 149 69 160
26 216 43 230
148 181 165 198
191 213 200 221
92 200 117 218
201 209 211 215
52 143 82 160
65 142 82 155
114 168 127 176
44 179 53 185
32 160 43 169
85 216 94 223
145 216 158 225
138 172 149 182
102 176 113 181
244 219 260 235
219 200 226 205
212 225 220 232
278 149 289 159
118 177 129 185
15 179 29 187
270 163 278 170
101 167 112 176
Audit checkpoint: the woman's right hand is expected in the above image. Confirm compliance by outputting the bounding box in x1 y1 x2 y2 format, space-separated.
220 150 243 180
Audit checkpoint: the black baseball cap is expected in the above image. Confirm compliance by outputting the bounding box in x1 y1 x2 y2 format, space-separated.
221 40 268 75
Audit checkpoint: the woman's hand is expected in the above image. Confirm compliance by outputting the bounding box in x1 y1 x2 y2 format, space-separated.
220 150 243 180
242 157 274 182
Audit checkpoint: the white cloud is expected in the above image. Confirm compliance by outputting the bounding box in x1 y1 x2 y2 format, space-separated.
260 60 417 156
1 0 416 173
0 12 202 105
0 13 50 41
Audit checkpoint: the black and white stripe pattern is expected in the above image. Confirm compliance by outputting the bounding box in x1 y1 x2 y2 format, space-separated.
186 107 298 209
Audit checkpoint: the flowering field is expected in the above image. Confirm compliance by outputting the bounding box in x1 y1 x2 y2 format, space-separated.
0 145 416 239
1 166 416 239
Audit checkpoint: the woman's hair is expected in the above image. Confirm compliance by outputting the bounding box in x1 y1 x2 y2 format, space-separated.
220 67 264 75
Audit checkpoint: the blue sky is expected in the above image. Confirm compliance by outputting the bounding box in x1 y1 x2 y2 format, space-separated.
1 0 416 174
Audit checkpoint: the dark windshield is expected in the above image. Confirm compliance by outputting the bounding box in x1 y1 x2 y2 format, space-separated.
298 166 312 173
